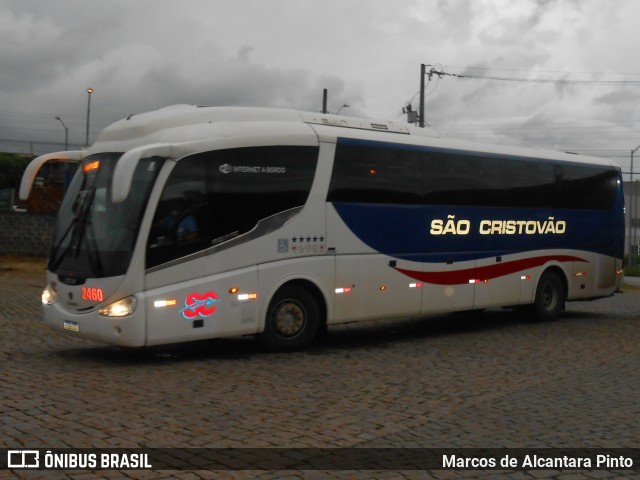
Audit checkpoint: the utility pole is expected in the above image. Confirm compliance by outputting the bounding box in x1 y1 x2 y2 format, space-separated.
416 64 462 127
322 89 328 114
419 64 426 128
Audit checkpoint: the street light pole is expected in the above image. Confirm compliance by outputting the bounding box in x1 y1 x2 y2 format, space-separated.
85 87 94 146
54 116 68 150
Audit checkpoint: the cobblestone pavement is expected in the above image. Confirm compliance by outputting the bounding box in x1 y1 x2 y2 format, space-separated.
1 263 639 480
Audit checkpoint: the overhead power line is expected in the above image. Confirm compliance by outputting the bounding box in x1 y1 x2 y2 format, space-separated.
427 65 640 85
453 74 640 86
409 63 640 127
442 65 640 76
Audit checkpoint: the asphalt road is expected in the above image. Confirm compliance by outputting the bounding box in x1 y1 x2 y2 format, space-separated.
1 264 639 480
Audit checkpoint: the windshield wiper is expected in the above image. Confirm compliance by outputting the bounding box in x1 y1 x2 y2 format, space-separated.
83 220 105 277
49 184 96 273
48 216 80 272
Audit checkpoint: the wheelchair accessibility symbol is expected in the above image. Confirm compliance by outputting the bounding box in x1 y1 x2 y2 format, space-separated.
277 239 289 253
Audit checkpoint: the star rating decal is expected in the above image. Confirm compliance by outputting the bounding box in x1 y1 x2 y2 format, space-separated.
281 235 327 254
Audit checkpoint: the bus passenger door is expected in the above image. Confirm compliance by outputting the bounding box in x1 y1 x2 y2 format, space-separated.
472 256 522 309
333 256 423 323
420 259 476 314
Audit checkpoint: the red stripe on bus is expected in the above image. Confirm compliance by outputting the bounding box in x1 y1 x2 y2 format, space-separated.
394 255 587 285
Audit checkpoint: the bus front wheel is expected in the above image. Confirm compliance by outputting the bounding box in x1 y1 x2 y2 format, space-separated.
533 271 566 321
259 285 320 351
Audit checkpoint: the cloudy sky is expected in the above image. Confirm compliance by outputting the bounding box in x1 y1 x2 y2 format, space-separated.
1 0 640 177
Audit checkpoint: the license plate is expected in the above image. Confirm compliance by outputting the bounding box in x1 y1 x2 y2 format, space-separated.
63 320 79 332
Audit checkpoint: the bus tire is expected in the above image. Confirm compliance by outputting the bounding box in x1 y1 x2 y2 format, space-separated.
259 285 320 351
533 271 566 321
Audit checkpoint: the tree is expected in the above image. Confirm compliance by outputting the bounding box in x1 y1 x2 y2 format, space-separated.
0 153 32 190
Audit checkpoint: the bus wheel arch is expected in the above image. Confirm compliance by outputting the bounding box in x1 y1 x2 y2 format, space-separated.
258 280 327 351
532 267 567 321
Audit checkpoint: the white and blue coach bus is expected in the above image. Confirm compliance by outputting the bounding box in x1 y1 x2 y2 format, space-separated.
20 105 625 350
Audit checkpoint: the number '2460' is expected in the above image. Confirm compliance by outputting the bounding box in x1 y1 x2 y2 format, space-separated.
82 287 104 302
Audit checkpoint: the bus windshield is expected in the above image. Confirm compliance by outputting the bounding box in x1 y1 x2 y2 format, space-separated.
49 153 163 279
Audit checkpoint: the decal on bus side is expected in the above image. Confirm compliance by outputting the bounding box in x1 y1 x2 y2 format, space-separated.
278 235 326 254
430 216 566 236
179 292 220 320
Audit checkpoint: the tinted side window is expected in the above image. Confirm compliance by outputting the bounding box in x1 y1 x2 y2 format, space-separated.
147 156 208 267
327 141 618 210
327 144 422 204
423 153 503 206
205 146 318 244
558 165 618 210
147 146 318 268
500 159 558 208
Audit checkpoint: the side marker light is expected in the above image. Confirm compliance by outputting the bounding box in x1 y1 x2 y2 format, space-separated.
238 293 258 301
154 299 177 308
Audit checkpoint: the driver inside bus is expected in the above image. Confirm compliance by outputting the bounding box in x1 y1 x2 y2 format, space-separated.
176 211 198 242
156 199 199 244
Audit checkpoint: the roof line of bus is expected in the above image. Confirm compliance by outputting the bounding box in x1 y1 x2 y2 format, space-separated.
20 105 619 203
322 130 620 169
87 104 618 169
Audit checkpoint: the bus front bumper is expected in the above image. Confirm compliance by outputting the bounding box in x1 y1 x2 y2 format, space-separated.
42 300 147 347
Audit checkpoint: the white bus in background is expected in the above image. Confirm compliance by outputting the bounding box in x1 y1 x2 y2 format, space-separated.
20 105 625 350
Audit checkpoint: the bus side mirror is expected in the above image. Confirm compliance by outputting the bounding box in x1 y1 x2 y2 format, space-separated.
19 150 84 200
111 143 172 203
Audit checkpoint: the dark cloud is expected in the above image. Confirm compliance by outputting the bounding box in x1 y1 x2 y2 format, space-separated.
0 0 361 146
0 0 638 167
592 89 640 124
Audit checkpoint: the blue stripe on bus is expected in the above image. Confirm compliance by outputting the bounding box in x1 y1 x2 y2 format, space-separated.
331 203 624 263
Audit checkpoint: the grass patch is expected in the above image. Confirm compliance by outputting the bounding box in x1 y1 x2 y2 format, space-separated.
0 255 47 273
625 265 640 277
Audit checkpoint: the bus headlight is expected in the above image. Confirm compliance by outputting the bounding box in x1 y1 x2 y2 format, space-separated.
98 296 137 317
42 284 57 305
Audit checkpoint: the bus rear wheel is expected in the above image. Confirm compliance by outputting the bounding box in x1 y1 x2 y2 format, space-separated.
259 285 320 351
533 271 566 321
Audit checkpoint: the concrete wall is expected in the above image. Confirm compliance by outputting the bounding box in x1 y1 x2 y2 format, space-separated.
0 212 55 256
